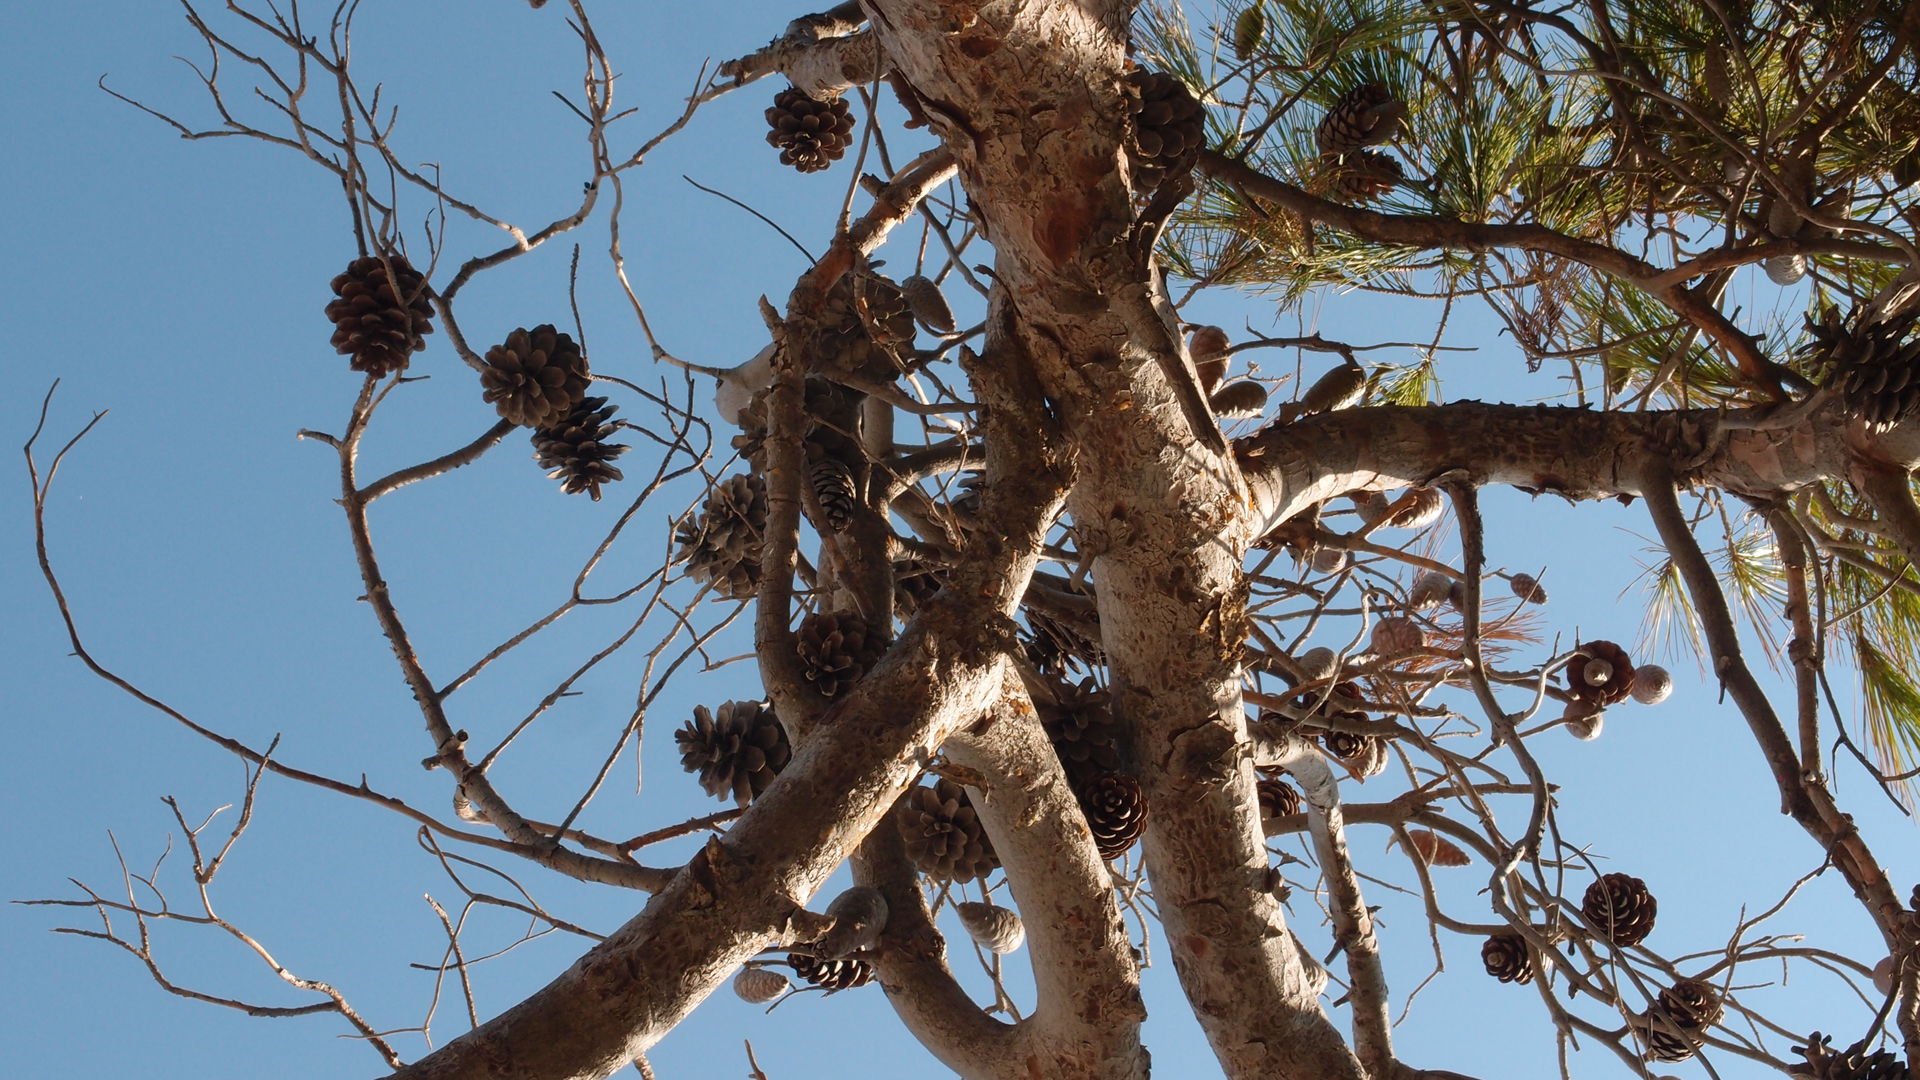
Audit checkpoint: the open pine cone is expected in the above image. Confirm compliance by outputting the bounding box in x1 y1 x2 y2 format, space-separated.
1656 978 1724 1031
897 779 1000 882
675 700 790 807
1481 933 1535 984
324 253 435 376
1632 1009 1700 1063
813 273 917 379
1804 305 1920 430
1024 607 1105 677
674 474 768 600
1316 82 1408 155
1124 69 1203 190
787 952 873 990
1583 871 1658 947
1322 729 1389 777
1257 777 1302 820
765 87 856 174
1567 640 1636 705
1328 149 1404 204
1079 772 1149 860
1790 1032 1908 1080
1042 677 1122 777
530 396 628 500
808 456 858 532
481 324 589 428
795 611 887 698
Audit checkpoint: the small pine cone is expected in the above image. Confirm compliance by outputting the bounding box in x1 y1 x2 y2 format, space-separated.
1354 490 1392 525
1790 1032 1909 1080
808 457 858 531
1043 677 1122 775
1328 149 1403 203
1632 1010 1699 1063
765 87 856 173
1510 573 1548 604
1371 616 1426 658
1409 571 1454 611
1567 640 1636 705
1257 777 1302 820
1191 325 1231 390
1563 699 1605 741
733 966 791 1003
674 473 768 600
1231 5 1265 59
1766 252 1808 286
1297 646 1338 681
1657 979 1724 1030
1481 933 1536 984
1210 380 1270 419
897 779 1000 882
1322 729 1389 777
1079 772 1149 860
787 952 873 990
1024 607 1104 677
325 254 435 376
1385 488 1444 530
893 558 947 616
481 324 589 428
1632 664 1674 705
1404 828 1470 867
1583 871 1658 947
675 701 791 807
955 901 1026 954
796 611 887 698
530 396 628 500
900 274 956 334
1316 83 1408 155
1124 70 1204 190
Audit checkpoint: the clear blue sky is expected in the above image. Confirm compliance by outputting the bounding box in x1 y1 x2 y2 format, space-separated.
2 3 1907 1078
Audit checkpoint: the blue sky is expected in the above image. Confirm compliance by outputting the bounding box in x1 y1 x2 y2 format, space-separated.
2 3 1910 1078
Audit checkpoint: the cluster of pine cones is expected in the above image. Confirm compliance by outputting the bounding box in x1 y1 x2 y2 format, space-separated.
1315 83 1410 205
323 256 627 499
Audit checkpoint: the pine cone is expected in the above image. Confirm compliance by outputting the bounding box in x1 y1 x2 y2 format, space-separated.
675 701 790 807
1567 640 1636 705
1231 5 1266 59
1404 828 1470 867
765 87 856 174
796 611 887 698
733 966 791 1003
530 396 628 500
955 901 1026 954
1656 978 1724 1030
899 274 956 334
1583 872 1658 947
674 473 768 600
1632 1010 1699 1063
1510 573 1549 604
1804 305 1920 430
808 457 858 531
1481 933 1536 984
1791 1033 1908 1080
897 779 1000 882
1257 777 1302 820
893 558 947 616
481 324 588 428
1328 149 1403 204
1043 677 1122 776
1079 772 1149 860
325 254 435 376
1024 607 1104 677
787 952 873 990
1385 488 1444 530
813 273 917 378
1124 70 1204 190
1316 83 1408 155
1322 729 1389 777
1371 615 1426 658
1632 663 1674 705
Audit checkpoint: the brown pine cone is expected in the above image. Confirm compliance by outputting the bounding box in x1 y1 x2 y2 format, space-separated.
481 324 589 428
1804 305 1920 430
893 558 947 616
1124 70 1204 190
1632 1009 1699 1063
808 457 858 532
1079 772 1149 860
1656 978 1724 1030
530 396 628 500
1322 729 1389 777
1481 933 1535 984
765 87 856 174
897 779 1000 882
1316 83 1408 156
1043 677 1122 776
1583 872 1657 947
324 254 435 376
1567 640 1636 705
812 273 917 378
675 700 790 807
899 274 955 334
1257 777 1302 820
795 611 887 698
674 473 767 600
1790 1032 1908 1080
787 952 873 990
1328 149 1403 204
